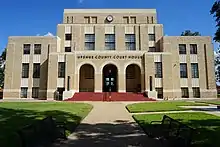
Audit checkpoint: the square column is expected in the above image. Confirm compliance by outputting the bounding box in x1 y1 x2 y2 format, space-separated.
95 72 102 92
118 72 126 92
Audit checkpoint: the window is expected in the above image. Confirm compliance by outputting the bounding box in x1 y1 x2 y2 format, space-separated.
58 62 65 78
181 88 189 98
65 47 71 52
123 17 129 24
155 62 162 78
105 34 115 50
85 34 95 50
32 87 39 98
130 17 136 24
67 16 69 23
125 34 136 50
190 44 197 54
149 76 153 91
91 17 97 24
151 16 154 23
180 63 188 78
179 44 186 54
65 34 72 41
146 17 149 24
71 16 73 23
155 88 163 99
191 63 199 78
149 47 160 52
149 34 155 41
34 44 41 54
192 87 200 98
23 44 31 54
21 87 28 98
33 63 40 78
22 63 29 78
84 17 90 23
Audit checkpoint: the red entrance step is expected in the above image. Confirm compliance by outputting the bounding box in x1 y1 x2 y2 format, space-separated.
64 92 156 101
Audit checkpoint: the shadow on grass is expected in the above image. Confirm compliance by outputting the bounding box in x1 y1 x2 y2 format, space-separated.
0 108 82 147
133 116 220 147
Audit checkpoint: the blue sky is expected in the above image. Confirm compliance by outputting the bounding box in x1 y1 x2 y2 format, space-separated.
0 0 219 52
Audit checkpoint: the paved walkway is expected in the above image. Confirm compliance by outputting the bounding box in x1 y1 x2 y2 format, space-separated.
56 102 161 147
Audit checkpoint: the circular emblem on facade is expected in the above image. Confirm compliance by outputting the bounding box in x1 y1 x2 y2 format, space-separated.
106 15 113 22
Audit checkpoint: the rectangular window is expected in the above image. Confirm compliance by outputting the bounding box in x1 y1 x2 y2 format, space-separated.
21 87 28 98
180 63 188 78
155 88 163 99
22 63 29 78
34 44 41 54
58 62 65 78
151 16 154 23
190 44 197 54
149 34 155 41
91 17 97 24
192 87 200 98
84 16 90 23
65 47 71 52
33 63 40 78
149 76 153 91
147 16 149 24
125 34 136 50
130 17 136 24
85 34 95 50
23 44 31 54
123 16 129 24
66 16 69 23
105 34 115 50
155 62 162 78
32 87 39 98
149 47 160 52
181 88 189 98
179 44 186 54
65 34 72 41
191 63 199 78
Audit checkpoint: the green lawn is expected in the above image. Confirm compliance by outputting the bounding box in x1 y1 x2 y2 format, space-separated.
133 112 220 147
0 102 93 147
196 100 220 105
126 101 208 113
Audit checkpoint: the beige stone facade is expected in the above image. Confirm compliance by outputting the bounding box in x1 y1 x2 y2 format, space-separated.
3 9 217 100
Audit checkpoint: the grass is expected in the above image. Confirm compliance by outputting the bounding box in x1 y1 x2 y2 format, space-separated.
133 112 220 147
196 100 220 105
0 102 93 147
126 101 209 113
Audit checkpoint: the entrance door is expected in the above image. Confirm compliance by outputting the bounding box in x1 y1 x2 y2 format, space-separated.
103 64 118 92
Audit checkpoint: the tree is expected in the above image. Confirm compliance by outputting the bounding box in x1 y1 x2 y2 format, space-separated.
211 1 220 42
181 30 201 36
215 48 220 84
0 48 6 88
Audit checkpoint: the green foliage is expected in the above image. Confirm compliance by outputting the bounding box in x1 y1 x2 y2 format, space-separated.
181 30 201 36
0 48 6 88
211 0 220 42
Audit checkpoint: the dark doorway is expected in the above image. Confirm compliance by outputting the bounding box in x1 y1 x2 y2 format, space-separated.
57 87 65 101
103 64 118 92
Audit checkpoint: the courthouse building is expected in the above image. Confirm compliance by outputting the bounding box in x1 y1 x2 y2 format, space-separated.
3 9 217 100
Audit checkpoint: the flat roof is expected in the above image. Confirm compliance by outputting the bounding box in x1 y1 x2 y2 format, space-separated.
64 9 156 14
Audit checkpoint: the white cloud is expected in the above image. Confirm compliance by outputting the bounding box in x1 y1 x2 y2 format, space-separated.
78 0 84 3
44 32 54 36
36 32 54 36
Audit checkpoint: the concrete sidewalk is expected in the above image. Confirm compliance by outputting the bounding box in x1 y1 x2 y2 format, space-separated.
56 102 161 147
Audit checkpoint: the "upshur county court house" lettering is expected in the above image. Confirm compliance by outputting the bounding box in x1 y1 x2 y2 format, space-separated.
77 55 143 59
